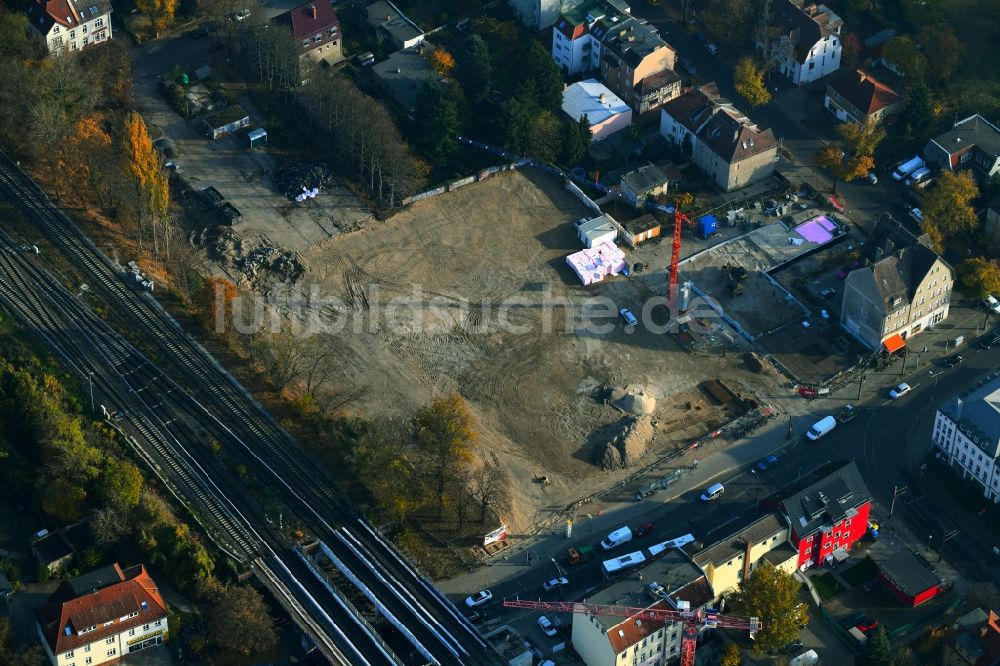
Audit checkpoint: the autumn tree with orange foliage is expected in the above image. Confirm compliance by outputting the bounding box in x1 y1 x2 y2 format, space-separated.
135 0 177 38
414 394 475 520
56 113 113 204
429 48 456 76
817 146 873 193
122 111 170 257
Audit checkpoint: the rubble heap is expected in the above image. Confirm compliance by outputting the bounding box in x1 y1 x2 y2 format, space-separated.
275 163 336 200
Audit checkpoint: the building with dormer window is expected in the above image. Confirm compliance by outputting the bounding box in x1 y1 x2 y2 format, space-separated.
932 376 1000 504
26 0 112 56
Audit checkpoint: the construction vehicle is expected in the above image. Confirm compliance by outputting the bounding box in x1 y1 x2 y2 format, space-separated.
504 597 761 666
566 544 595 566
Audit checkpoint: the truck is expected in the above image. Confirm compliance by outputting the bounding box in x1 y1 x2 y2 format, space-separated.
601 550 646 578
892 156 925 181
566 544 595 566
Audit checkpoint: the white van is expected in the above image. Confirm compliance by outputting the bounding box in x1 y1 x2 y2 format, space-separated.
906 166 931 186
700 483 725 501
806 415 837 441
600 526 633 550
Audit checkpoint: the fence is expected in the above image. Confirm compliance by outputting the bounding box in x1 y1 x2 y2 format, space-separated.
564 180 603 216
399 163 520 206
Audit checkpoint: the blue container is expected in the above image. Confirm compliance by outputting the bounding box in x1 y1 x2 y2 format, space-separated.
698 215 718 239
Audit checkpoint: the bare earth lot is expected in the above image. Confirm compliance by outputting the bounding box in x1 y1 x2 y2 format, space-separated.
288 170 771 529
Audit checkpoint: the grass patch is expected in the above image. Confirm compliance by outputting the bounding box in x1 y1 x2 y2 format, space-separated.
842 557 879 587
812 572 845 600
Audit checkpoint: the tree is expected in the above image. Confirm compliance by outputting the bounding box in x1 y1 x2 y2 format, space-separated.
841 33 863 69
882 36 927 81
41 478 86 522
702 0 755 49
347 420 419 522
122 111 170 255
562 114 591 164
816 146 873 192
734 57 771 107
429 48 456 76
836 120 885 157
414 394 475 520
919 26 965 86
135 0 178 37
730 561 807 654
91 505 130 545
958 258 1000 299
721 642 743 666
526 110 563 164
521 41 564 112
860 626 893 666
923 170 980 238
413 78 459 166
469 465 511 522
99 458 144 510
458 35 492 104
209 586 277 656
902 85 932 135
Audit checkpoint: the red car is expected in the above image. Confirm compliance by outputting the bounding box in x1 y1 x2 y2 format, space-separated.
635 521 656 537
855 616 879 634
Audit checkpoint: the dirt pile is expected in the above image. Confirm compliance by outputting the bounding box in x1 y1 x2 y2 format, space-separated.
594 415 655 470
611 385 657 415
200 228 304 290
275 163 336 200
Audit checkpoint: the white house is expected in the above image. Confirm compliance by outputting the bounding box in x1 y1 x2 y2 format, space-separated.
34 563 169 666
761 0 842 86
562 79 632 143
551 0 629 76
932 377 1000 504
509 0 585 30
26 0 112 56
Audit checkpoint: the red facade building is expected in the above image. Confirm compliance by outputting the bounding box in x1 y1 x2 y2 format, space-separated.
766 461 872 570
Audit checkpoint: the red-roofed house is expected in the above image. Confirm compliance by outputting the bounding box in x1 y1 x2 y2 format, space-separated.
825 68 902 124
273 2 343 64
34 563 168 666
26 0 112 56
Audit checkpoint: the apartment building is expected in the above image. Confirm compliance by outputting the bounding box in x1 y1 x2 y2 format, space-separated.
551 0 629 76
932 375 1000 504
595 16 677 113
762 0 842 85
27 0 112 56
273 1 343 64
824 68 902 125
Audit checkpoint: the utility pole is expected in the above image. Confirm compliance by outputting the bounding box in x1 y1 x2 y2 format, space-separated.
888 485 907 519
900 350 908 376
857 372 866 400
786 415 793 440
89 372 95 412
938 530 960 562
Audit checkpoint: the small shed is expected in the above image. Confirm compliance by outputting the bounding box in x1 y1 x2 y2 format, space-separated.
698 214 718 239
619 214 662 248
619 164 670 200
248 128 268 149
576 215 618 248
878 551 949 607
202 104 250 140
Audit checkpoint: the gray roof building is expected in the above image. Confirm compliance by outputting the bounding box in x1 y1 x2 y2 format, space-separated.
371 44 441 115
925 114 1000 180
689 510 787 569
594 16 668 68
939 376 1000 459
767 460 872 541
366 0 424 50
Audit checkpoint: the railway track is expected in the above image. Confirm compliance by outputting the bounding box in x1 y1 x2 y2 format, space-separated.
0 152 498 665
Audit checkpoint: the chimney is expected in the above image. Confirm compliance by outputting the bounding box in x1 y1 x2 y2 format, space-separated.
598 92 606 103
308 4 317 19
741 538 752 582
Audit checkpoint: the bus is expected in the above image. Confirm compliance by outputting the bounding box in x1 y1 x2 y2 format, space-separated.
601 551 646 578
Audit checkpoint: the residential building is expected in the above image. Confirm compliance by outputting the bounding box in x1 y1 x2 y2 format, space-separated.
572 547 714 666
273 2 343 65
942 609 1000 666
824 68 902 124
761 0 842 86
32 519 95 574
562 79 633 143
932 375 1000 504
761 460 872 570
26 0 112 56
595 16 678 113
551 0 629 76
366 0 424 50
619 164 669 200
840 216 953 350
687 510 797 599
371 44 442 115
34 563 168 666
659 84 779 192
924 114 1000 181
510 0 585 30
877 551 950 607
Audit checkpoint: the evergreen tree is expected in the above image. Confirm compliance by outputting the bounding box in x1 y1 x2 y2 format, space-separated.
861 626 893 666
562 114 591 164
458 35 492 104
522 41 564 111
413 79 459 165
903 85 932 135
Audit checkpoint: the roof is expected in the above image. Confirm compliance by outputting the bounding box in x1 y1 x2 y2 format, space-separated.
34 564 168 655
690 510 787 568
65 564 125 596
859 216 945 312
774 461 872 539
273 2 339 41
555 0 629 40
944 610 1000 666
878 550 942 596
662 84 778 163
635 69 681 96
620 164 669 194
621 214 661 235
27 0 112 36
366 0 423 46
929 114 1000 159
762 542 799 567
562 79 631 125
769 0 842 63
585 548 710 649
826 68 901 116
596 16 672 68
371 45 439 113
939 375 1000 456
203 104 250 129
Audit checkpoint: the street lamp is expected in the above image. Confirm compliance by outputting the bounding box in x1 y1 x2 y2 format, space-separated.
89 372 95 413
857 373 866 400
552 557 566 578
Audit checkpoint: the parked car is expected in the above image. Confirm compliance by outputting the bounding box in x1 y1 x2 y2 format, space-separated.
841 612 866 628
465 590 493 607
678 57 696 75
981 332 1000 350
543 577 569 592
705 43 718 55
944 354 965 368
635 521 656 537
700 482 725 501
984 295 1000 314
619 308 638 327
909 207 924 222
855 616 880 633
867 171 878 184
838 404 857 423
889 382 911 399
780 639 805 653
538 615 558 637
757 454 779 471
819 287 837 300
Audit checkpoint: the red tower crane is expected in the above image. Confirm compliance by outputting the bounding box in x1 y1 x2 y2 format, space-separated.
667 204 693 308
503 598 761 666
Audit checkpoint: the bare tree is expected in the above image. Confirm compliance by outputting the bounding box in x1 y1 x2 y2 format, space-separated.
91 505 130 545
470 464 511 523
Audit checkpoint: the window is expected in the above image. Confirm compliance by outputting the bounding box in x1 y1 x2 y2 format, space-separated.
107 648 117 657
85 659 92 665
129 629 135 636
84 646 90 653
143 624 150 631
95 18 103 28
302 39 309 47
67 650 75 658
106 637 115 644
83 24 88 33
155 620 162 627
